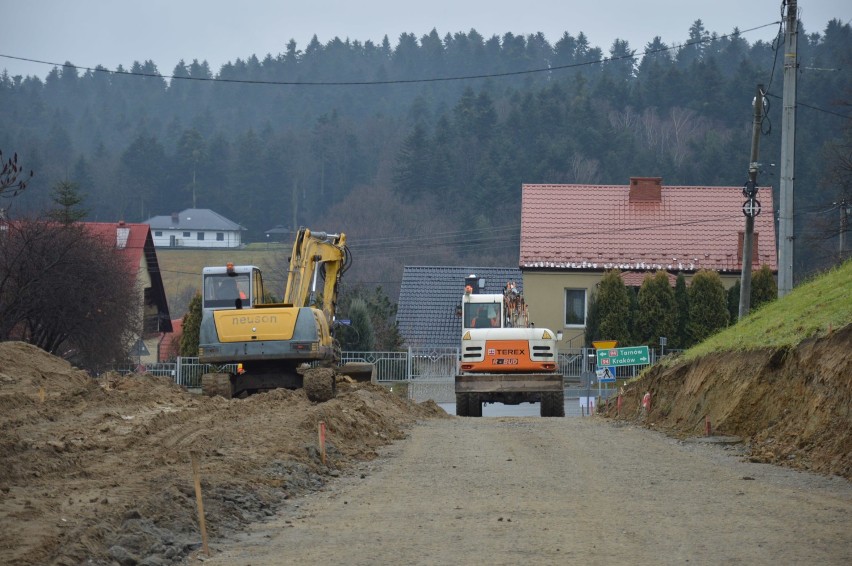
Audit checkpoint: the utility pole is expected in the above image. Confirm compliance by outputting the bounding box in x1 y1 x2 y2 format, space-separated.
739 84 764 320
778 0 798 297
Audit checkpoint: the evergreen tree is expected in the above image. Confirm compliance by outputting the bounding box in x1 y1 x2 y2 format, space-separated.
636 271 676 348
338 298 375 351
392 123 432 197
627 285 640 345
677 19 710 68
727 279 741 323
339 285 402 351
584 288 600 348
595 270 632 346
179 292 202 357
687 270 730 344
175 129 207 208
47 180 88 224
673 273 690 348
751 264 778 310
118 134 169 221
606 38 636 85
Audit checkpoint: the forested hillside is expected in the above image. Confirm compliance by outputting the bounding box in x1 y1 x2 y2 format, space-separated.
1 17 849 299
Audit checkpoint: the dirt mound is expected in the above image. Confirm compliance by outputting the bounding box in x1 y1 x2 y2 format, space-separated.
0 342 448 565
0 341 92 394
604 324 852 479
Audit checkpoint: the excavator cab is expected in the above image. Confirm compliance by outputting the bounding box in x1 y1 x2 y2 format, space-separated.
202 264 263 310
464 303 501 329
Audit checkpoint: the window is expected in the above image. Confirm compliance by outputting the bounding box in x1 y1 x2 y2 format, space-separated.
463 302 501 329
197 232 205 241
203 273 251 309
565 289 586 326
183 231 190 237
216 232 225 241
154 231 162 237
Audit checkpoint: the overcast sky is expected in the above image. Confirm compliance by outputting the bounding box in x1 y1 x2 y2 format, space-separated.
1 0 848 80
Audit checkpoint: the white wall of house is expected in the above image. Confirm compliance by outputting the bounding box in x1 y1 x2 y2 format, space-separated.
150 229 242 248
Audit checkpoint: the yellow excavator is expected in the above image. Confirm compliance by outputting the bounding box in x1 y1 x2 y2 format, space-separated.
197 227 373 398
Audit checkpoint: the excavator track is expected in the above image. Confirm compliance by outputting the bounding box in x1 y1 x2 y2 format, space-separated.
201 372 234 399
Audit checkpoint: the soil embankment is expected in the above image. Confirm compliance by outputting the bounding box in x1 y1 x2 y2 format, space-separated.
604 324 852 479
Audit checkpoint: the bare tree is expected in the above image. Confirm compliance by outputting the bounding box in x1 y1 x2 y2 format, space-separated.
0 219 141 370
607 107 640 133
0 150 33 201
570 154 602 184
667 107 702 168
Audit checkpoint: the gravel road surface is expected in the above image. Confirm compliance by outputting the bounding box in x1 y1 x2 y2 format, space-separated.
196 417 851 565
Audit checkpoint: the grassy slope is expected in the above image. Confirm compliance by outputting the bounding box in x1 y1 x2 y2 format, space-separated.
680 260 852 363
624 261 852 478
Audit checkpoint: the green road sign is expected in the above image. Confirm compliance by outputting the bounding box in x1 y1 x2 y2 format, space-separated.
596 345 650 367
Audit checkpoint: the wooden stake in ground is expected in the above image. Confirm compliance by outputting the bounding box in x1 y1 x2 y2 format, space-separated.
190 451 210 557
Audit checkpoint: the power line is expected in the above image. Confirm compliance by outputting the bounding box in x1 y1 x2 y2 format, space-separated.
0 22 780 87
345 214 747 261
765 92 852 120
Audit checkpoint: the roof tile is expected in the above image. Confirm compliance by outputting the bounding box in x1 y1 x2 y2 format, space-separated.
520 183 777 273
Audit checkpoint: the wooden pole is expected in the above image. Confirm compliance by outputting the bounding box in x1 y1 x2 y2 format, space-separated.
739 83 764 319
190 451 210 557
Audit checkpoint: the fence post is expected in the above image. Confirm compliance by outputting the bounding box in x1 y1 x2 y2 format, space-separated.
176 356 182 386
407 346 412 382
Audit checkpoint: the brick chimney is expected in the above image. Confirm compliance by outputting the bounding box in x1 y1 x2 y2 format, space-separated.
629 177 662 202
171 212 179 225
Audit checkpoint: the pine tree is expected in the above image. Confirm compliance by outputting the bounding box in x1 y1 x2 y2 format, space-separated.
47 180 88 224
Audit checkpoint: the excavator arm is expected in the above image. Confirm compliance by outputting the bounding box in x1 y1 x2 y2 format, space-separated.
282 228 350 329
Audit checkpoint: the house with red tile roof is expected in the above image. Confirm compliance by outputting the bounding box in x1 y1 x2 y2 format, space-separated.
520 177 777 348
83 222 173 363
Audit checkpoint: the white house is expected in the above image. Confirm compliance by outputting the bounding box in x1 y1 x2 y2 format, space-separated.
145 209 245 248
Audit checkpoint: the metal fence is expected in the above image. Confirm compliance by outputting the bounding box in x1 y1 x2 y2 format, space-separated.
122 347 679 401
113 359 239 388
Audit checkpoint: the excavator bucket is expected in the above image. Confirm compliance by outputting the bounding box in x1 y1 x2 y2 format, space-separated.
338 361 376 383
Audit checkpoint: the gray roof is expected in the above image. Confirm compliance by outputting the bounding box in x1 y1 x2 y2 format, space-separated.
144 209 244 231
396 266 523 349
